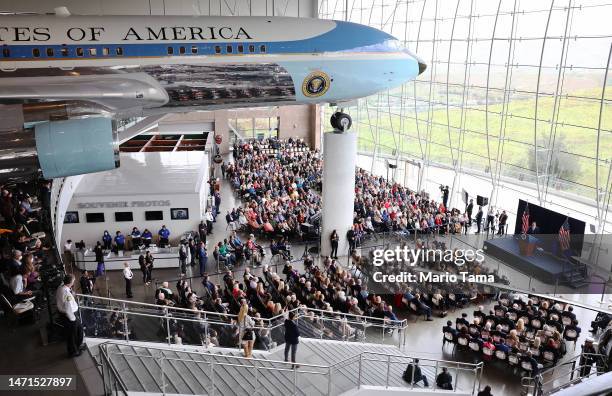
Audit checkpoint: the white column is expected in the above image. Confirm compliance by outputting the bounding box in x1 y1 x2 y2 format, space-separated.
321 131 357 257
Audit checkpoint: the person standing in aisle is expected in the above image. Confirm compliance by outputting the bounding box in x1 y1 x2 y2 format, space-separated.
79 270 94 295
475 206 483 234
63 239 74 274
123 262 133 298
330 230 339 260
214 191 221 216
145 251 155 282
441 185 449 209
139 253 150 285
205 209 214 235
188 239 197 267
485 207 495 235
497 210 508 236
198 221 207 243
466 199 474 226
179 243 188 275
94 241 105 277
198 242 208 276
284 311 300 368
55 274 85 357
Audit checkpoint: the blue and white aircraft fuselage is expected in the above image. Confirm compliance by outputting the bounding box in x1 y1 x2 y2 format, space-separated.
0 15 426 114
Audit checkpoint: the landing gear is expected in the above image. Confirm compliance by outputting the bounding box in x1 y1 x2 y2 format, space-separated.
330 111 352 132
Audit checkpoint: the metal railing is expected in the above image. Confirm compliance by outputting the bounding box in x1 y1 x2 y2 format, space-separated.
97 340 483 396
77 294 408 350
520 352 609 396
98 342 129 396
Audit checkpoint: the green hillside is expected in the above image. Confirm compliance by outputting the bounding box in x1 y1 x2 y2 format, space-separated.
340 87 611 199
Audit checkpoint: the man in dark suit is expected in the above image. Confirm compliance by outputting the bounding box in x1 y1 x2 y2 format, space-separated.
284 311 300 368
527 221 540 235
466 199 474 225
475 206 483 234
403 359 429 387
436 367 453 390
497 210 508 235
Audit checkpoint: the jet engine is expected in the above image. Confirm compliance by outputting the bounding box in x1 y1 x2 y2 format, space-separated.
0 109 119 183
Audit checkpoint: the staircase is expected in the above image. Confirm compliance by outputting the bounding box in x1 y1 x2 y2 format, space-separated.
521 352 609 395
79 294 481 395
89 338 482 395
561 265 589 289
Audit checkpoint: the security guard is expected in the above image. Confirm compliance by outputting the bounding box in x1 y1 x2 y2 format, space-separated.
55 274 85 357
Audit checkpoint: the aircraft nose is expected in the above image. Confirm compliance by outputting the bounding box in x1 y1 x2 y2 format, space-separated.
418 61 427 75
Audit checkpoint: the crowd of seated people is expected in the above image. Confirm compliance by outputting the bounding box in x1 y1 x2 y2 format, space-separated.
141 252 403 349
81 307 136 340
208 231 268 269
443 294 582 374
0 181 51 317
352 168 506 241
348 237 508 323
226 138 322 239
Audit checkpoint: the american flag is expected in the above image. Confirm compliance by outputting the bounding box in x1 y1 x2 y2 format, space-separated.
521 203 530 234
559 218 571 251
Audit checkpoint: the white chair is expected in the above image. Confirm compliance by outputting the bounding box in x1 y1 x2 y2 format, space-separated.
521 361 534 374
564 328 579 349
0 294 35 328
542 351 556 365
495 350 507 361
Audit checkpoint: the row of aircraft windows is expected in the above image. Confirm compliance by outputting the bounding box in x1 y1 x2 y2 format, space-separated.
1 44 267 58
168 44 266 55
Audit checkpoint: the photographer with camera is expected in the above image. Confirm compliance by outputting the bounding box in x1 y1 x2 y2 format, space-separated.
440 185 450 208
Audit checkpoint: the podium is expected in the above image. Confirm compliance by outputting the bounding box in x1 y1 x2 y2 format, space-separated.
518 235 537 256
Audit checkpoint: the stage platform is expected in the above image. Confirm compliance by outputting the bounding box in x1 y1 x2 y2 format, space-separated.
483 237 570 284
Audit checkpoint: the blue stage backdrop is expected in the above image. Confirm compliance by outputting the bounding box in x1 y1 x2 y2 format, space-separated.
514 200 585 256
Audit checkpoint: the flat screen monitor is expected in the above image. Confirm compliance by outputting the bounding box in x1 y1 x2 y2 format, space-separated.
145 210 164 221
86 212 105 223
115 212 134 222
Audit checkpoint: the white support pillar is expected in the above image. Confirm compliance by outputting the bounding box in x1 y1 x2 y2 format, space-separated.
321 131 357 257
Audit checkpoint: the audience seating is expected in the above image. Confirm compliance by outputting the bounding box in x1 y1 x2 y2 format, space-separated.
0 181 50 326
0 293 35 327
443 293 580 374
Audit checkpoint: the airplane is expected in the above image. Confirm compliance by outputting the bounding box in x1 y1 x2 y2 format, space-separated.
0 11 426 180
